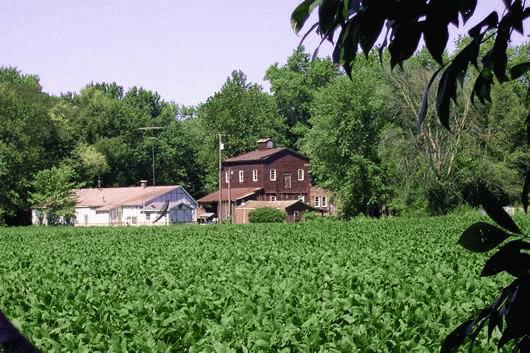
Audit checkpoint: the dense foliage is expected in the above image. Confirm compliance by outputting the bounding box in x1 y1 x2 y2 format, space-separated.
265 47 340 148
248 207 286 223
1 215 527 352
29 165 80 225
194 71 288 192
292 0 529 351
0 39 527 224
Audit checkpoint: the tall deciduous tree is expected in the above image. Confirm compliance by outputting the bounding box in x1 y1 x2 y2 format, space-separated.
29 165 80 225
196 70 288 192
265 47 339 148
292 0 530 351
302 58 390 217
0 67 63 225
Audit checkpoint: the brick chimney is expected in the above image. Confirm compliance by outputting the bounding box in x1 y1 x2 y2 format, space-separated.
140 180 148 188
257 138 273 151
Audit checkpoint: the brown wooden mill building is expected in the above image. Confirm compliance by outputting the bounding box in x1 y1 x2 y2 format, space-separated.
197 139 334 223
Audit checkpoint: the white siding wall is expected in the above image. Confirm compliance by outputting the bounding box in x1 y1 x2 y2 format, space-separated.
36 186 198 227
75 207 109 226
31 209 47 225
145 186 198 223
122 206 141 225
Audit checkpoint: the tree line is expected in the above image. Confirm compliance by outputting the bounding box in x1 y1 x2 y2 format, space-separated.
1 41 528 225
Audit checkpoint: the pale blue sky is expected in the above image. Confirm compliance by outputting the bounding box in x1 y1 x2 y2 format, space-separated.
0 1 519 106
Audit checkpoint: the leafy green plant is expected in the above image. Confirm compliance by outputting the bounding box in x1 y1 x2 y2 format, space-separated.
292 0 529 351
248 207 285 223
303 211 320 221
1 216 516 352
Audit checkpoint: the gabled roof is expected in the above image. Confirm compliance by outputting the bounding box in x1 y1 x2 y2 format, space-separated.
198 188 262 203
237 200 299 209
76 185 179 211
223 147 308 163
236 200 319 211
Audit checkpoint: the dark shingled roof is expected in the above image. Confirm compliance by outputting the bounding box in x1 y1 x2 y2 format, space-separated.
236 200 321 212
223 147 308 163
198 188 262 203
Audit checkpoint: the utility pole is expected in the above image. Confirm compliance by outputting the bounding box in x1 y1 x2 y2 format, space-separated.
152 144 155 186
218 133 223 222
228 167 232 222
136 126 166 186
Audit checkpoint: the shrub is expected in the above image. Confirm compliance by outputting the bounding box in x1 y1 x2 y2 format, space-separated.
304 211 320 222
248 207 285 223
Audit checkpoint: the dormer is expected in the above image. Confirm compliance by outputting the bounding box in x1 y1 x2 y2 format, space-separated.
257 138 274 151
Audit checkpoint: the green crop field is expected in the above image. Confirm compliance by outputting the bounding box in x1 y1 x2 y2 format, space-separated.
0 215 528 353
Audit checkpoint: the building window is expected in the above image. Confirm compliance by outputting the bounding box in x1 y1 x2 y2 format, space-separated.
322 196 328 207
270 195 277 201
298 195 305 202
283 173 292 189
239 170 244 182
253 169 258 181
298 169 304 181
270 169 277 181
146 212 151 221
315 196 321 208
225 171 229 183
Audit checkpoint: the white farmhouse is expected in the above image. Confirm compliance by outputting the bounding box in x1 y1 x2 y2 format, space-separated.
32 181 198 226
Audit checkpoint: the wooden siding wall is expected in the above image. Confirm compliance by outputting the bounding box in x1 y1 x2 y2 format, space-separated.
222 151 310 200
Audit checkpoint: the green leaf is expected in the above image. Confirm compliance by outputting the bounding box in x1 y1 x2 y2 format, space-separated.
436 69 457 131
388 22 423 69
417 66 445 132
458 0 477 24
340 16 361 78
481 240 530 277
491 20 509 82
458 222 511 253
468 11 498 37
291 0 322 34
441 319 473 353
510 62 530 79
358 10 385 57
471 70 493 104
424 18 449 65
318 0 341 36
478 184 521 234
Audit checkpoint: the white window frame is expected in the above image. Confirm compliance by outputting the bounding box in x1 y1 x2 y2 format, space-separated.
315 196 321 208
253 169 258 182
298 195 305 202
270 169 277 181
145 212 151 221
239 170 244 183
298 169 304 181
270 195 277 201
225 171 229 183
322 196 328 207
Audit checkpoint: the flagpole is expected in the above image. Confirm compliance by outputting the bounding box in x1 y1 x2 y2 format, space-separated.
218 133 223 222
